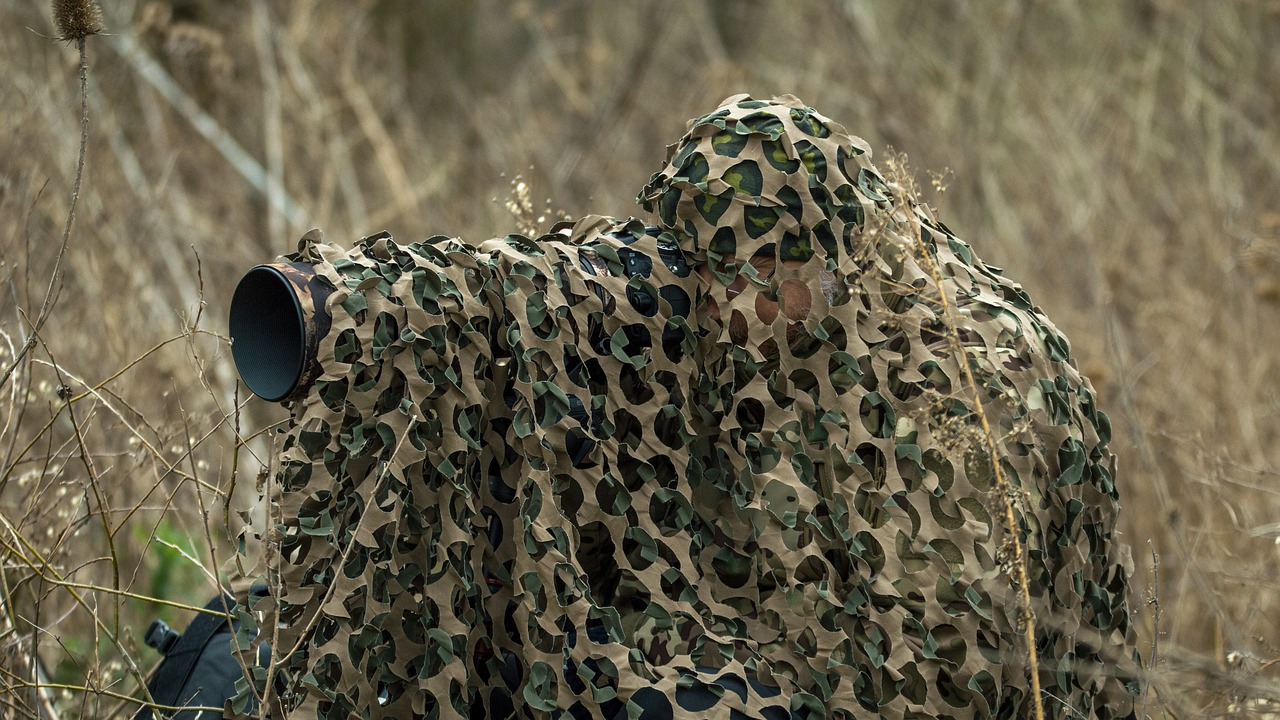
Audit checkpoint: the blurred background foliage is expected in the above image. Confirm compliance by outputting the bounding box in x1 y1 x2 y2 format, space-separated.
1 0 1279 715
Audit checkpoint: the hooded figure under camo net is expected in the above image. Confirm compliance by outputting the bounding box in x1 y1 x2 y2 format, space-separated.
231 95 1142 719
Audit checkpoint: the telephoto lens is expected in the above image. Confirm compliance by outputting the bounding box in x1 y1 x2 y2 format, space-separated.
228 261 333 402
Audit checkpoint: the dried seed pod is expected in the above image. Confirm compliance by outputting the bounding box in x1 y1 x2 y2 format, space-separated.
52 0 104 41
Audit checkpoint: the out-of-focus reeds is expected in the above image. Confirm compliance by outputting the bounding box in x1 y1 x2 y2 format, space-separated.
1 0 1277 715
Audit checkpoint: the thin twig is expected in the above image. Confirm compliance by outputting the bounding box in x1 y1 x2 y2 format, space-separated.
261 430 283 719
0 512 157 712
1141 542 1161 720
42 345 121 639
66 333 198 404
266 425 413 709
0 545 59 720
17 359 228 502
178 392 224 593
2 679 221 715
0 37 91 396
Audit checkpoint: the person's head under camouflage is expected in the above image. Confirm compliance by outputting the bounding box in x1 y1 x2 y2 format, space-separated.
231 95 1141 719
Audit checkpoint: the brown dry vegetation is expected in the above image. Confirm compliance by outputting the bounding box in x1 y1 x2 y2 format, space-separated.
1 0 1278 716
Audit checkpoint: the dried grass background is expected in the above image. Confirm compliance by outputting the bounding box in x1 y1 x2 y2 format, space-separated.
1 0 1278 716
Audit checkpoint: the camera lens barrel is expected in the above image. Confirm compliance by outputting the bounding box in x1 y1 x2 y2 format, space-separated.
228 262 334 402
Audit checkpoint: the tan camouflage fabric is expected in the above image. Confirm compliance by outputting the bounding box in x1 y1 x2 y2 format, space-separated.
232 95 1141 719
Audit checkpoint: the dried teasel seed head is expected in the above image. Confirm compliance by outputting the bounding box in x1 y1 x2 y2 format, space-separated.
52 0 105 41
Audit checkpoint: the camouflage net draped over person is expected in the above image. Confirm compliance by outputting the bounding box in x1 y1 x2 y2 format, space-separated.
231 95 1142 719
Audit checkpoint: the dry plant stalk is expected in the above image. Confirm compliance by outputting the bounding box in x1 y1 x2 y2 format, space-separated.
0 6 106 716
886 154 1046 720
0 1 103 395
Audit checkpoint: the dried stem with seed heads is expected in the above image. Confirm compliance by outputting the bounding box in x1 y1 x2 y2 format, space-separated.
887 154 1046 720
0 16 100 717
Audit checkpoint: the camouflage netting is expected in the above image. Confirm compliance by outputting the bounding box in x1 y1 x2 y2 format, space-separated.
231 95 1141 719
